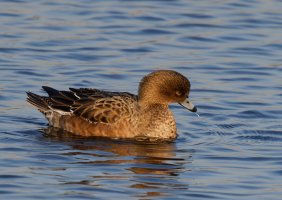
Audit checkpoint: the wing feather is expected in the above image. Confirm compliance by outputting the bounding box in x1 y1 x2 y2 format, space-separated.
72 96 135 124
38 86 137 124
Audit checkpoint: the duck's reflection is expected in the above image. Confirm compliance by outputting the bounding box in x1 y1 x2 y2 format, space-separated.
42 127 193 198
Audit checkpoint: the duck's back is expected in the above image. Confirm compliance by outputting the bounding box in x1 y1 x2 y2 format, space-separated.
27 86 141 138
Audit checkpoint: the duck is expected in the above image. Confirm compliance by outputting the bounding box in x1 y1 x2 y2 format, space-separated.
26 70 197 140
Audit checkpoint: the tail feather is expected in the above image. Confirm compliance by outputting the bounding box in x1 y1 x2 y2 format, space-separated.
42 86 78 101
26 92 50 113
42 86 59 97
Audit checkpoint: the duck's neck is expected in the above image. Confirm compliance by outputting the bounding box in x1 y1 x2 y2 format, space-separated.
138 99 169 110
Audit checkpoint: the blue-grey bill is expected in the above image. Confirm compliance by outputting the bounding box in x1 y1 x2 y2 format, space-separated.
179 98 197 112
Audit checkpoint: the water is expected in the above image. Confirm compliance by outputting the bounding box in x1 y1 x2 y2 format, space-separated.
0 0 282 199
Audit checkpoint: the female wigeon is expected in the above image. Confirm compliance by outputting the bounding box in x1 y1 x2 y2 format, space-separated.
26 70 197 140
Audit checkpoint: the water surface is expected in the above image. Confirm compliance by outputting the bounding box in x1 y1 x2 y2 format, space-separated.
0 0 282 199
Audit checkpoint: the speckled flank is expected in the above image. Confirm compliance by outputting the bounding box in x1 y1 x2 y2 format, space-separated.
26 70 195 140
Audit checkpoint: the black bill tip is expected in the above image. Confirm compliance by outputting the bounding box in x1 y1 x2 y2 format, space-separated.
190 106 197 113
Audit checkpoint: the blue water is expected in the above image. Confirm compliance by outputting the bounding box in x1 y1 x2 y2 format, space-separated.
1 0 282 199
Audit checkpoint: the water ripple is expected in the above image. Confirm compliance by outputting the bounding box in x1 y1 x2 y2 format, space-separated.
1 0 282 199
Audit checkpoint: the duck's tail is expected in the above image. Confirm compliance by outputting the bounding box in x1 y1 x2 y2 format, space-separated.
26 91 50 113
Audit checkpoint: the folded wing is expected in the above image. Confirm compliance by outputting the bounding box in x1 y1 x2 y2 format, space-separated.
27 86 137 124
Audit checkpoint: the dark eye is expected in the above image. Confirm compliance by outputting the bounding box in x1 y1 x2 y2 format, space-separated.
175 91 182 96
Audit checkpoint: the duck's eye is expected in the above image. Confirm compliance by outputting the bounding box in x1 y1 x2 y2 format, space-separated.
175 91 182 96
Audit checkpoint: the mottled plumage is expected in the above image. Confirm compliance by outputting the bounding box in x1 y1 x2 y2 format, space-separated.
26 70 197 140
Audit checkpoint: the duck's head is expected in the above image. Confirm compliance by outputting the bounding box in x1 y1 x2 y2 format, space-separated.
138 70 197 112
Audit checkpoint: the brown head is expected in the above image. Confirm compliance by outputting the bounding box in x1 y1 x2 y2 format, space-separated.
138 70 197 112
